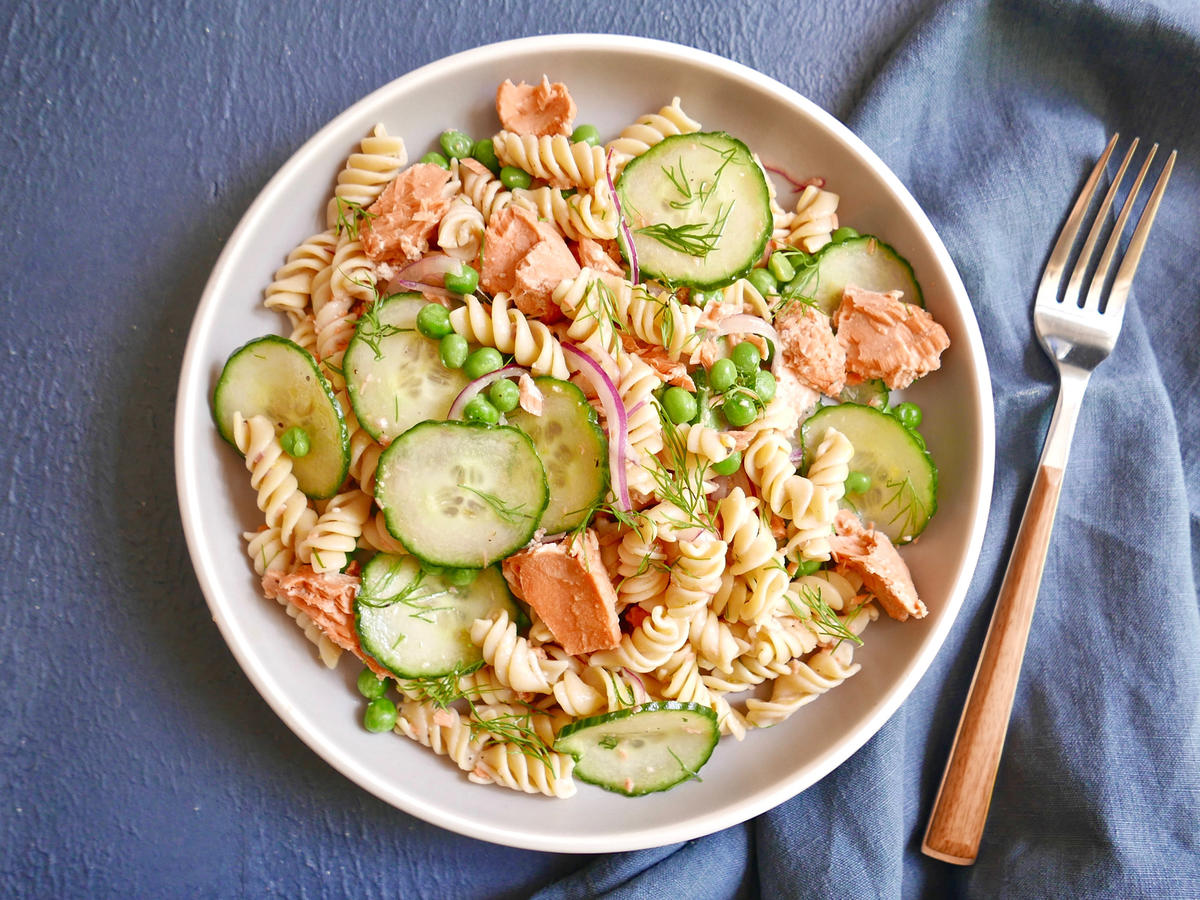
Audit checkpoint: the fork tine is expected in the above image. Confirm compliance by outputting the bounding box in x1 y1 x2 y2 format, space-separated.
1081 143 1156 312
1099 149 1176 321
1036 133 1119 307
1064 138 1138 306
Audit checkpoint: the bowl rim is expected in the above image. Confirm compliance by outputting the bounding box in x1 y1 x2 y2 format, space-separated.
175 32 995 852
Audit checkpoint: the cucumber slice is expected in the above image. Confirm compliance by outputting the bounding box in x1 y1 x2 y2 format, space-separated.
789 236 924 315
616 132 772 289
800 403 937 543
212 335 349 499
504 377 608 534
838 378 889 409
344 293 470 443
553 702 719 796
355 553 517 678
375 421 549 568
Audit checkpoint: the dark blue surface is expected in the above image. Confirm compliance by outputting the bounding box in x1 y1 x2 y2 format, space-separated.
3 0 1198 897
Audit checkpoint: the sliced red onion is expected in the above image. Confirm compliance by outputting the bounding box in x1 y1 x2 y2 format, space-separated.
620 667 647 702
763 163 826 193
392 252 459 287
562 342 632 512
789 447 805 466
447 364 524 419
716 314 783 374
605 148 638 285
391 279 459 304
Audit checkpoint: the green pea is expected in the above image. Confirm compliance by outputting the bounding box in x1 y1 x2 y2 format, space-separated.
444 263 480 295
439 129 473 160
419 151 450 169
445 567 478 587
472 138 501 174
662 386 698 424
571 124 601 146
439 333 469 369
831 226 860 243
796 557 822 576
463 395 500 424
754 369 777 403
731 341 762 375
363 697 398 733
722 391 758 427
488 378 520 413
845 470 872 494
747 267 779 297
357 668 387 700
709 357 737 393
416 302 452 339
500 165 532 189
893 401 923 429
279 426 310 458
768 251 796 284
463 347 504 380
711 450 742 476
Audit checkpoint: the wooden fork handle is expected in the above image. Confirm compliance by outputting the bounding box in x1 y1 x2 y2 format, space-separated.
922 462 1065 865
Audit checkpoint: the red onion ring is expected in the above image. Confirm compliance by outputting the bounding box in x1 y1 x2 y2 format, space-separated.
763 164 826 193
447 364 525 419
390 279 459 304
605 148 638 285
562 342 632 512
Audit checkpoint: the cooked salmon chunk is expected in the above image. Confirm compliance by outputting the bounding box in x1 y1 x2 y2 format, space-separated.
501 530 621 655
833 284 949 390
262 567 391 676
480 205 578 320
574 237 624 278
360 163 456 265
776 301 847 397
495 76 577 136
828 510 926 622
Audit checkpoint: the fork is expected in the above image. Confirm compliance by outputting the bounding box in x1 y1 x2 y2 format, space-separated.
921 135 1176 865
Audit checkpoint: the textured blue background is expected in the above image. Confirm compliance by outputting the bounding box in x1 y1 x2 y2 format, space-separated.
3 0 1198 897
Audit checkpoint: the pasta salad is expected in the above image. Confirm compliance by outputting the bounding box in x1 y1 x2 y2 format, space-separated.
212 77 950 798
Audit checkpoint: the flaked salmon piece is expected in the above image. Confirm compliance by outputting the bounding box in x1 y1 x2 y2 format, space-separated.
695 294 745 330
496 76 577 136
829 509 926 622
626 340 694 390
458 157 492 180
517 372 544 415
771 365 820 427
833 284 949 390
511 232 580 320
501 530 621 655
261 567 391 676
575 237 624 278
360 163 456 265
481 205 543 295
776 301 846 397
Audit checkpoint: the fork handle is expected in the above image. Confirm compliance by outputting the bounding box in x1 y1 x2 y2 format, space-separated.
921 461 1065 864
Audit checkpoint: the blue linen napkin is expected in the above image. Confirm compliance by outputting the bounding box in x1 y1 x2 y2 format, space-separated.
536 0 1200 896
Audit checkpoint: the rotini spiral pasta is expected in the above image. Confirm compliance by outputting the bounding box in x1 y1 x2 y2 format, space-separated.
449 292 570 379
511 182 620 240
458 160 512 222
469 610 568 694
396 701 489 774
325 123 408 228
263 228 338 323
663 535 727 621
473 741 577 798
244 525 294 576
785 184 840 253
436 196 485 261
687 607 748 675
605 96 702 172
743 431 816 522
787 427 853 561
299 489 372 574
493 130 607 189
232 413 317 552
589 603 689 673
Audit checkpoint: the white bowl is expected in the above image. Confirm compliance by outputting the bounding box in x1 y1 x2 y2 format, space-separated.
175 34 994 853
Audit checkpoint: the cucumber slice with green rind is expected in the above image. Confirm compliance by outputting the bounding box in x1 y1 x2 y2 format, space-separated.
789 236 924 315
355 553 517 679
838 378 889 409
212 335 349 499
344 293 470 443
375 421 549 568
553 701 719 796
504 377 608 534
800 403 937 543
616 132 772 289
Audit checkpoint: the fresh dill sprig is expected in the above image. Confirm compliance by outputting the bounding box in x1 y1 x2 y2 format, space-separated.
881 475 930 542
467 703 555 770
787 583 864 647
353 292 411 360
458 484 534 525
647 400 718 533
636 202 733 259
334 197 377 240
667 747 704 783
397 661 484 708
605 670 638 708
357 561 454 623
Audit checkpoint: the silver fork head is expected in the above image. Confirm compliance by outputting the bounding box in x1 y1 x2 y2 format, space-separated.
1034 134 1176 372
